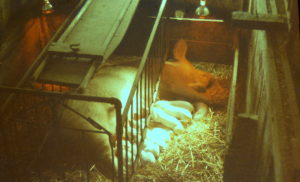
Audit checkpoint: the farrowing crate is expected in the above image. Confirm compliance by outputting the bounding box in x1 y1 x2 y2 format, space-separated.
0 0 169 181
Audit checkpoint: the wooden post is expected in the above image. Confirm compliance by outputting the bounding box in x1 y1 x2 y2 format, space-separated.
224 113 259 182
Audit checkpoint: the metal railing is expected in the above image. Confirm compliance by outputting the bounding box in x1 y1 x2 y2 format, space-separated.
0 0 168 181
0 87 121 181
118 0 167 181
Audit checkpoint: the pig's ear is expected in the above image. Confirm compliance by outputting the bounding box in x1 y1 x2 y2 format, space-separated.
173 39 187 62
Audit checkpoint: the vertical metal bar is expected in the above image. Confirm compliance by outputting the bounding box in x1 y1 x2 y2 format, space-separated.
144 62 148 119
135 87 139 160
159 24 164 73
144 69 148 128
130 101 134 175
116 101 123 182
155 31 159 82
149 58 153 103
147 60 150 112
106 132 115 182
125 116 129 182
139 78 143 141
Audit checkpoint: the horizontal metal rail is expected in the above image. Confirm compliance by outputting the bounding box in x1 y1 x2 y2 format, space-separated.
0 85 122 182
0 86 121 107
148 16 224 22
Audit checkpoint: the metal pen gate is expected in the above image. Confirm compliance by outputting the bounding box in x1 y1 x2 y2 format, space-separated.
118 0 168 180
0 0 168 181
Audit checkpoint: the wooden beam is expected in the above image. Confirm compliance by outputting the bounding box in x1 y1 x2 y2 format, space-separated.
226 45 239 143
231 11 288 31
224 113 260 182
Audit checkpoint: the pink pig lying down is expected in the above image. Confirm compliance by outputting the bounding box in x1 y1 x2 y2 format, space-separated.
44 64 138 179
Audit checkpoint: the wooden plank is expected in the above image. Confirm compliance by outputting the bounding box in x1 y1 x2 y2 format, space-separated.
224 113 259 182
268 31 300 182
231 11 288 30
226 45 239 142
166 38 234 64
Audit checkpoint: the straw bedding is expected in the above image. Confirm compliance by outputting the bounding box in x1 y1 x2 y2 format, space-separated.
29 61 232 182
131 62 232 182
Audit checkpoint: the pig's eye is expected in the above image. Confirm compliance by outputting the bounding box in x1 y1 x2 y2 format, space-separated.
197 87 206 93
207 80 213 89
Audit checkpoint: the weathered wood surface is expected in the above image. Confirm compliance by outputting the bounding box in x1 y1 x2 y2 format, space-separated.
225 11 299 182
224 114 260 182
226 45 239 142
231 11 288 30
167 20 235 64
225 0 300 181
170 0 243 16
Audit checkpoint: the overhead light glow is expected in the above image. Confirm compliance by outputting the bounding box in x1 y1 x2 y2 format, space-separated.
175 10 185 19
42 0 54 15
195 0 209 17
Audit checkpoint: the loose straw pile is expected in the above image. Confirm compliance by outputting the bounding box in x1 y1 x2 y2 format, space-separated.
132 110 228 182
132 62 232 182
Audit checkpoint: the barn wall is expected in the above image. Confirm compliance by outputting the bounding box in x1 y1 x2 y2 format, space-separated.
286 0 300 109
170 0 244 18
0 0 39 29
167 20 235 64
224 0 300 182
0 1 79 85
0 0 10 27
0 0 41 85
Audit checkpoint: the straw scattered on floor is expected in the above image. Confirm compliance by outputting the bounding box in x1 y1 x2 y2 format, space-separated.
132 109 228 182
132 62 232 182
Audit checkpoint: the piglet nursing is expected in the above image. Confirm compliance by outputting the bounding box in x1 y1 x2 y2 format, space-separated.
193 102 209 121
137 100 209 165
150 100 194 133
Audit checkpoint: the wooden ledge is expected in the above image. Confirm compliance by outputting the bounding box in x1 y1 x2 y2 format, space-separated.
231 11 288 31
